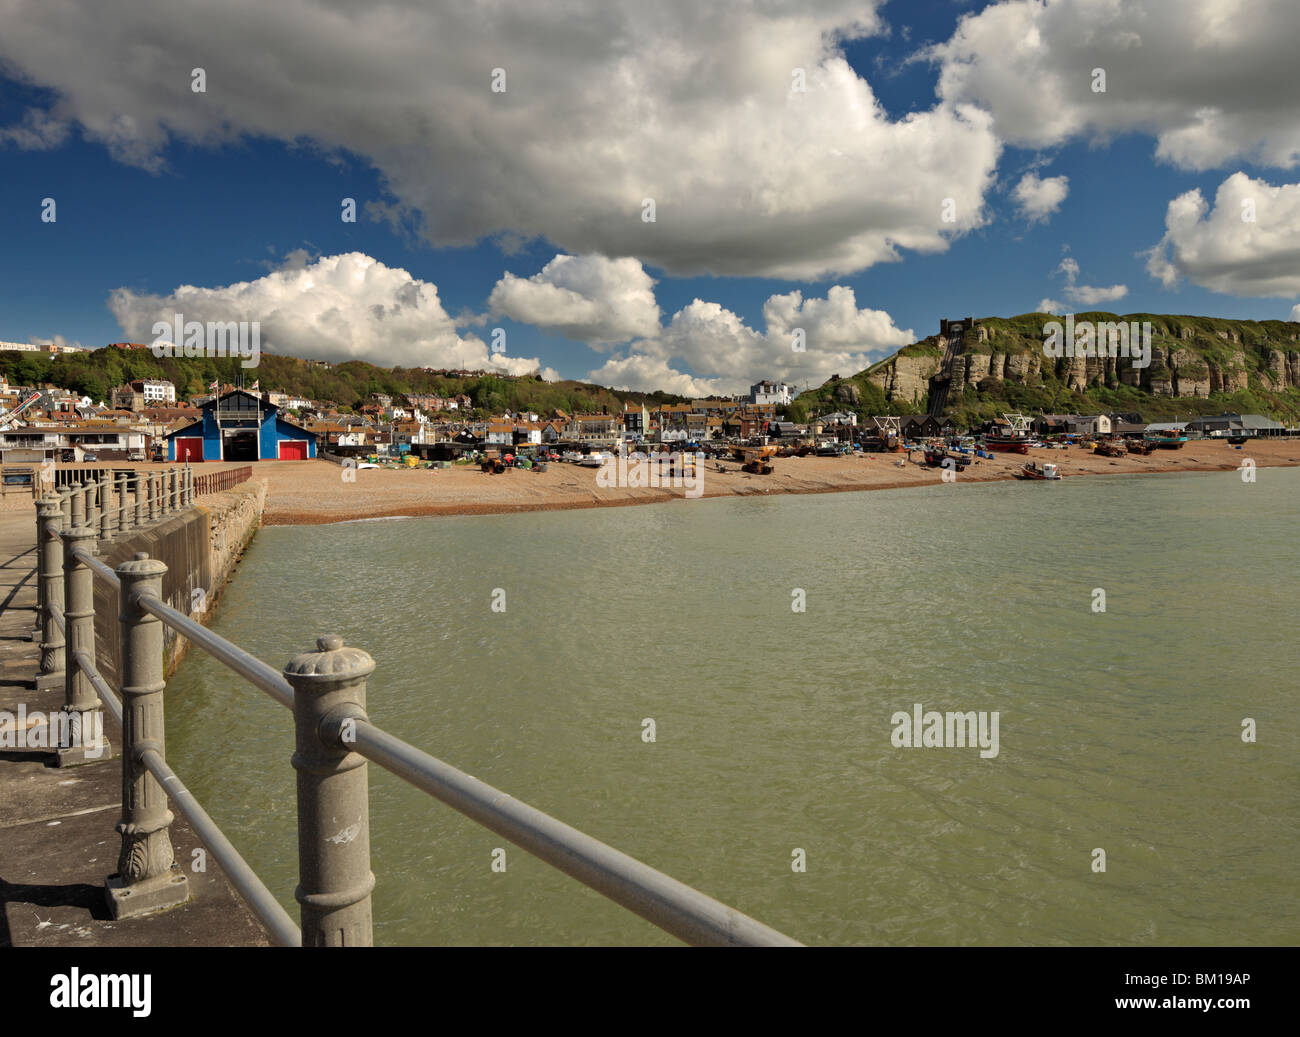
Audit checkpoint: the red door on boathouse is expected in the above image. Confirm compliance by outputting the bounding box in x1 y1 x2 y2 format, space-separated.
279 440 308 460
175 437 204 463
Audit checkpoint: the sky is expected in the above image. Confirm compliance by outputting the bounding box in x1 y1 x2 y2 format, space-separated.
2 0 1299 397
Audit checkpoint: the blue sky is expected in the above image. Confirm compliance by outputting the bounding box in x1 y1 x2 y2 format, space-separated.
1 0 1298 394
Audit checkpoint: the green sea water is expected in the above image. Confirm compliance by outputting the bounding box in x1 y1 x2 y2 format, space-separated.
165 468 1300 945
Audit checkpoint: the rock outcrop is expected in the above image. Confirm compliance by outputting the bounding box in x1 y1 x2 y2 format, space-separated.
867 355 940 404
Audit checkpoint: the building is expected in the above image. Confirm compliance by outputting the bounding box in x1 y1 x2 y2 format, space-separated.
141 379 175 404
111 379 175 412
566 414 620 447
1036 413 1113 436
1184 412 1287 438
623 402 649 439
900 415 943 439
109 385 145 412
1068 415 1112 436
166 389 316 461
750 381 792 407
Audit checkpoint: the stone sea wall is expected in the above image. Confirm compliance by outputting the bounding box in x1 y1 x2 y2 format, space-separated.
90 480 266 682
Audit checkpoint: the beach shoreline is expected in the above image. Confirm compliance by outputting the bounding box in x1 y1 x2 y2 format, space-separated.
236 439 1300 526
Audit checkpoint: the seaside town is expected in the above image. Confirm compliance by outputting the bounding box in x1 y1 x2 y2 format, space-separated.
1 338 1295 494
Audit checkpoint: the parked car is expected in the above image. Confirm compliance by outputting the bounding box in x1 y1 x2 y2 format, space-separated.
82 452 98 462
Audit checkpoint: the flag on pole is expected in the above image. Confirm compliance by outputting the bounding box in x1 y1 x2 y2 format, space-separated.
251 380 259 391
209 380 218 391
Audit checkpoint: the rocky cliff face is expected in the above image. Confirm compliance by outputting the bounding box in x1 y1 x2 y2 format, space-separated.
851 314 1300 408
867 354 940 404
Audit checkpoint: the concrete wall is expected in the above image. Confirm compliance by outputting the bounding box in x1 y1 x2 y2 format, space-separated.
89 480 266 683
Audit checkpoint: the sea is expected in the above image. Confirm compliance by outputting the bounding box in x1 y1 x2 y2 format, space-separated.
164 468 1300 945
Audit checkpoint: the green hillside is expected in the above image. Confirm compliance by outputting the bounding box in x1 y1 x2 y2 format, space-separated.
0 347 689 416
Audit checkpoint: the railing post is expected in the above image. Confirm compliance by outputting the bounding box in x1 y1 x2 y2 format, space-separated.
70 480 85 531
148 472 158 522
118 471 132 534
32 495 47 636
58 527 109 766
135 472 146 528
60 485 72 530
106 552 190 917
172 468 180 510
35 499 65 690
285 635 376 947
99 476 112 540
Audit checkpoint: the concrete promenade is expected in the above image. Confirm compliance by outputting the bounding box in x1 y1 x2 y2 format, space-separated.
0 502 269 947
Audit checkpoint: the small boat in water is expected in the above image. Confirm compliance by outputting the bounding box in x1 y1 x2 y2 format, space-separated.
1014 462 1060 480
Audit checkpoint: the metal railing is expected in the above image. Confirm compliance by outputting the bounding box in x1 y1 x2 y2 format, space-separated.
30 488 801 947
193 465 253 497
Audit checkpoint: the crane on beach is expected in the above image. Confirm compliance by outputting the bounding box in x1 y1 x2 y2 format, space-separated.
0 391 45 431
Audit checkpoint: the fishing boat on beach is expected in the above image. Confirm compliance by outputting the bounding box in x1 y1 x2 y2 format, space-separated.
923 445 968 471
1014 462 1061 480
982 412 1032 454
1145 428 1189 449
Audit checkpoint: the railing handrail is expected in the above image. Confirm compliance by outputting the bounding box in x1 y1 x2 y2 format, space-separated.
193 465 253 497
136 744 303 948
31 472 801 947
129 587 798 945
135 591 295 708
71 544 120 589
348 718 800 946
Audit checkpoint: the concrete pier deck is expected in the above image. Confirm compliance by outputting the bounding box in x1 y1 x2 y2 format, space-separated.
0 503 271 947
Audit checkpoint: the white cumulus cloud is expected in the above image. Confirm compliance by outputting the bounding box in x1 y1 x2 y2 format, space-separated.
931 0 1300 170
1052 254 1127 308
0 0 1000 279
589 286 912 394
1145 172 1300 297
488 254 660 346
109 252 552 375
1012 172 1069 222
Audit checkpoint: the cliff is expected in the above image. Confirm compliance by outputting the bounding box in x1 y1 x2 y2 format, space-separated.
795 312 1300 426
